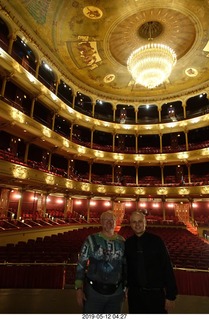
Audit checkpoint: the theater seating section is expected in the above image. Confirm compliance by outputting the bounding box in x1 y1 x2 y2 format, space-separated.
119 226 209 270
0 224 208 295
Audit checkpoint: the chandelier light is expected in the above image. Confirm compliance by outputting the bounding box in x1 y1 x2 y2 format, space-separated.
127 43 177 89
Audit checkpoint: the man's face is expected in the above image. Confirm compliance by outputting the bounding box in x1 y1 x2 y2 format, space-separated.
130 212 146 236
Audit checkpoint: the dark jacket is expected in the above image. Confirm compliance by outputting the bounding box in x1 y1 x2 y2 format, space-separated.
125 231 178 300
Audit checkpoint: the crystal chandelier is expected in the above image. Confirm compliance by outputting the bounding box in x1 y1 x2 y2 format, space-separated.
127 43 177 89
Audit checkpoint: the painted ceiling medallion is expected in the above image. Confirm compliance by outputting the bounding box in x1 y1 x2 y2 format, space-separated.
83 6 103 19
185 68 198 77
104 74 115 83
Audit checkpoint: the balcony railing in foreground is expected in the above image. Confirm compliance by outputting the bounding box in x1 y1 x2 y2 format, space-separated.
0 262 208 296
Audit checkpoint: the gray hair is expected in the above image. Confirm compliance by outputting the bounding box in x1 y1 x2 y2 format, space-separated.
100 210 116 222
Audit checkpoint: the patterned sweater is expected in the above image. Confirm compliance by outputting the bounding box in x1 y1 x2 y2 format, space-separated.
75 232 126 289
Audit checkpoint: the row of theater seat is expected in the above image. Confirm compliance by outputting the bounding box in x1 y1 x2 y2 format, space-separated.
119 226 209 270
0 227 101 289
0 226 208 269
0 225 208 291
0 227 102 264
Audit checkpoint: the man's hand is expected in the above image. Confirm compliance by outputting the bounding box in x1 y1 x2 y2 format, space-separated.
165 299 175 312
76 288 86 308
123 287 128 300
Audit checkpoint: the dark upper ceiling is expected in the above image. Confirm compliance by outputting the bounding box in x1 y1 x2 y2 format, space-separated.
2 0 209 105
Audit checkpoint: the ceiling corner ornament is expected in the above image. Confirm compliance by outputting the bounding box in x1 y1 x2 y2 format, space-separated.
127 43 177 89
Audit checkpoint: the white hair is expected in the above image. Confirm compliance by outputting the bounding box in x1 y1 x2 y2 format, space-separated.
100 210 116 222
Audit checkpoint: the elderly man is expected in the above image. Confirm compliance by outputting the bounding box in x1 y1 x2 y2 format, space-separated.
75 210 126 313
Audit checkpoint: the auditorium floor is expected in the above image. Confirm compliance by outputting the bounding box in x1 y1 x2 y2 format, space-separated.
0 288 208 314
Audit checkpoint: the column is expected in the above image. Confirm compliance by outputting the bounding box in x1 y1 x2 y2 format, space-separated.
161 165 164 184
87 197 91 223
187 164 191 183
36 193 45 217
92 101 96 118
41 193 48 217
35 60 41 79
185 130 189 151
65 197 73 218
134 106 138 123
70 197 74 217
0 188 11 218
8 34 16 55
30 97 36 118
47 152 52 171
182 100 187 119
113 201 125 230
159 133 163 153
136 166 138 185
162 197 166 220
17 189 24 220
51 112 56 131
113 106 116 122
113 133 115 152
90 128 94 149
89 161 92 182
0 77 7 96
158 105 162 123
189 198 194 222
70 122 74 141
67 159 71 178
72 93 76 109
135 134 138 153
136 196 139 210
54 78 60 96
112 165 115 183
63 195 68 220
24 143 29 163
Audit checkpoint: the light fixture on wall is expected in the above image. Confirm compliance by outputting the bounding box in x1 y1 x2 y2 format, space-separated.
127 21 177 89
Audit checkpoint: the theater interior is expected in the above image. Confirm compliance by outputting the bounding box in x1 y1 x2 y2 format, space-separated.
0 0 209 314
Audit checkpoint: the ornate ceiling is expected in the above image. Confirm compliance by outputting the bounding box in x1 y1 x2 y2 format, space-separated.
2 0 209 104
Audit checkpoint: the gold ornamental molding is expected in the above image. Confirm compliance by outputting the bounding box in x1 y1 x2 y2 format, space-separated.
178 187 190 195
157 187 168 195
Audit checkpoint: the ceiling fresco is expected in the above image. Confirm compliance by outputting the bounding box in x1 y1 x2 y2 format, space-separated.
2 0 209 103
